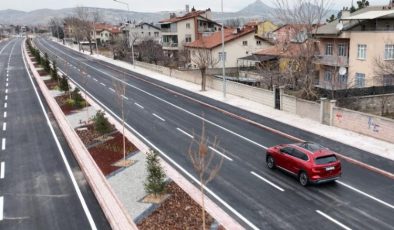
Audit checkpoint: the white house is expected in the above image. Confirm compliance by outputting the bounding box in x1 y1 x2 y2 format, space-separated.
185 27 273 68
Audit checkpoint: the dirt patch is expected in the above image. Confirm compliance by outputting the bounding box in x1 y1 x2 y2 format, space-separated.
76 124 114 146
44 79 59 90
54 94 89 115
138 181 214 230
88 132 138 175
38 69 50 76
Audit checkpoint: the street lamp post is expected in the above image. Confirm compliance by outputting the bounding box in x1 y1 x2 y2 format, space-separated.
221 0 226 98
113 0 135 69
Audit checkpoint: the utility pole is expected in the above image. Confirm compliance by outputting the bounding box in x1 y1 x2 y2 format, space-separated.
221 0 226 98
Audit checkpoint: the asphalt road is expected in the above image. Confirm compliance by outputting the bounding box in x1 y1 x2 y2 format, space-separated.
0 38 110 230
36 37 394 230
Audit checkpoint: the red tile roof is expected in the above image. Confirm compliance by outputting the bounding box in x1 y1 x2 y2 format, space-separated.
254 41 312 58
185 27 256 50
95 23 121 33
159 9 208 23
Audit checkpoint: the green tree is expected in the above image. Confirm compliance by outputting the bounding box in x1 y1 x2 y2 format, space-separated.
326 14 337 23
350 5 357 13
93 110 112 134
71 88 84 108
43 53 51 72
357 0 369 10
51 60 59 81
144 150 166 198
59 75 70 92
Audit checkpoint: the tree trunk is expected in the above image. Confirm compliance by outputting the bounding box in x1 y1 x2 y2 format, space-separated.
201 68 206 91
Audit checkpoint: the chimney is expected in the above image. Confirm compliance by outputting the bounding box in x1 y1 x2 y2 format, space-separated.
170 13 176 19
186 5 190 13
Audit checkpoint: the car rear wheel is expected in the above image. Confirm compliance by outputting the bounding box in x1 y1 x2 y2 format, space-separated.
299 171 309 186
266 155 275 169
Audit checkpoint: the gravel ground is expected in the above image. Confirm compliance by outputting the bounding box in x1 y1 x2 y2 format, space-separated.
107 151 152 221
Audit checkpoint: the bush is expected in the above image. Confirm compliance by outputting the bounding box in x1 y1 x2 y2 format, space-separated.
65 98 75 107
59 75 70 92
144 149 166 197
93 110 112 135
43 53 51 73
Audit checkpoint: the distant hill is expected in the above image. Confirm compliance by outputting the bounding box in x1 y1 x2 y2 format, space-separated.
0 0 336 26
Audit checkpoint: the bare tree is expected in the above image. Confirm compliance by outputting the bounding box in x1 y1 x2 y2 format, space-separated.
48 17 64 41
109 35 129 59
271 0 333 100
113 76 128 166
188 121 224 230
75 6 94 54
91 9 102 54
137 38 164 64
190 45 219 91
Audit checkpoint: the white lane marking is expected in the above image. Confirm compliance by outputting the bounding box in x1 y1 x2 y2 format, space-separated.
3 112 6 118
0 196 3 221
1 138 5 150
316 210 352 230
100 82 106 86
208 146 233 161
176 128 194 139
39 39 268 150
251 171 285 192
152 113 165 122
2 122 6 131
3 103 7 109
109 88 115 93
337 181 394 209
5 83 8 87
56 74 260 230
5 89 8 94
121 95 129 100
93 78 98 82
134 102 144 109
87 75 91 78
6 78 8 82
21 41 97 229
4 95 7 101
0 162 4 179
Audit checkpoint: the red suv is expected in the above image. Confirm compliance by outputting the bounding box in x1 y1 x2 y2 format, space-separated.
266 142 341 186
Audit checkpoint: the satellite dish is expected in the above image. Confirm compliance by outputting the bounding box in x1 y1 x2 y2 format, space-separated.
336 22 344 31
339 67 347 75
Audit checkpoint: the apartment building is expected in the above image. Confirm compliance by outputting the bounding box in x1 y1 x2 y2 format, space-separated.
159 6 221 58
314 6 394 89
185 27 272 68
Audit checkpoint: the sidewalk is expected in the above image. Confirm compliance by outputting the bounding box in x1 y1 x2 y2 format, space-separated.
55 39 394 162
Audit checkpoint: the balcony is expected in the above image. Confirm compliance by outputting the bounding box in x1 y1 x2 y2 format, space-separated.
162 42 179 50
314 55 349 67
198 27 216 33
161 28 177 33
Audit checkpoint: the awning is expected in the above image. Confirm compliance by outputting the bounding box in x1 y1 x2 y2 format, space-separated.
238 54 277 62
341 10 394 20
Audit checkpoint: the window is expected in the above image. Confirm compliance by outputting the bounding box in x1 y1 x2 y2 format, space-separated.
386 24 391 31
338 43 347 56
293 149 309 161
325 43 333 55
357 44 367 59
185 34 192 43
242 41 248 46
383 74 394 86
280 147 294 155
315 155 337 165
385 44 394 60
297 142 323 152
324 70 332 82
154 32 159 37
339 74 348 84
218 52 227 61
256 40 262 46
186 23 190 29
355 73 365 88
148 32 151 36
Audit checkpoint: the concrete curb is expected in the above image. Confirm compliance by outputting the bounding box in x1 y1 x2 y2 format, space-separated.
23 41 138 230
55 52 245 229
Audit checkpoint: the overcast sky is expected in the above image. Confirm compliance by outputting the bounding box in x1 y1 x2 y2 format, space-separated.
0 0 390 12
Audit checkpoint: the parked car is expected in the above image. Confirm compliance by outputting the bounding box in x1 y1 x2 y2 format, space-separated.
266 142 341 186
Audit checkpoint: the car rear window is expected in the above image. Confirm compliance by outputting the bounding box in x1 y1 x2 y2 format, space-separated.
315 155 337 165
